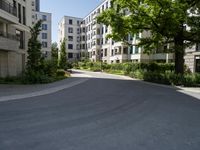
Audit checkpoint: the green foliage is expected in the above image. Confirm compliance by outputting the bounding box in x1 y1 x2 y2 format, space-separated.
75 60 199 87
51 42 59 68
56 69 66 77
22 70 53 84
97 0 200 74
59 38 67 69
27 20 43 73
64 62 73 70
0 76 22 84
22 21 68 84
41 60 57 77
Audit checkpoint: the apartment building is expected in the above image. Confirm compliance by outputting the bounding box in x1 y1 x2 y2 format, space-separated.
35 12 52 59
0 0 32 77
58 0 174 64
31 0 52 59
185 45 200 73
58 16 84 61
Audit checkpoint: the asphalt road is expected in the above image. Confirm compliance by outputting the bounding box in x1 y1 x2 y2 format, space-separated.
0 70 200 150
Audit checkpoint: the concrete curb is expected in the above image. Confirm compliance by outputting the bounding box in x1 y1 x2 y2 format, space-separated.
0 78 88 102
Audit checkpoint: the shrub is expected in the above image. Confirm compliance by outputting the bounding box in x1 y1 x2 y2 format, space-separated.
195 73 200 84
56 69 65 77
129 70 144 79
64 62 73 70
42 60 57 77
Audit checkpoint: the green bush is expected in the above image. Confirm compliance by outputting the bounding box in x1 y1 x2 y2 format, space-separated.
22 70 48 84
56 69 65 77
195 73 200 84
64 62 73 70
42 60 57 77
129 70 144 79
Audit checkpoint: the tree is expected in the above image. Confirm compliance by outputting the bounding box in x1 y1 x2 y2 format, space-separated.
97 0 200 74
51 42 59 65
59 38 67 69
27 20 43 72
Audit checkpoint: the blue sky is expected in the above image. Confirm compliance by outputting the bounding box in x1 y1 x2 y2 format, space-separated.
40 0 103 43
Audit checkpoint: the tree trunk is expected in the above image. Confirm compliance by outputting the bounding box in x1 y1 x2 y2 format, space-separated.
174 36 184 74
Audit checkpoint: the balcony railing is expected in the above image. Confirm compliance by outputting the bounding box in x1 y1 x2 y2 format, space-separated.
0 31 19 41
0 0 17 17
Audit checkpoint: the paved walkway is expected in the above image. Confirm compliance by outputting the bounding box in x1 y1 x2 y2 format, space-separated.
0 72 91 101
0 70 199 101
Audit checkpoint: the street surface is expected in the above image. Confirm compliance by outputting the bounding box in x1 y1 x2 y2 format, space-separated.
0 70 200 150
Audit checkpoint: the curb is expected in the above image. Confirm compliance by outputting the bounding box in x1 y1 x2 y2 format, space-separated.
0 78 88 102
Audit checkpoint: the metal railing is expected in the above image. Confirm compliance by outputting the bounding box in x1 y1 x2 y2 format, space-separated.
0 0 17 17
0 31 19 41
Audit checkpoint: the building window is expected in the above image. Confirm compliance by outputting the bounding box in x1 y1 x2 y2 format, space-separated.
68 53 73 58
196 56 200 72
136 33 140 40
68 36 73 41
135 46 139 54
18 3 21 23
16 30 24 49
82 27 86 33
77 36 80 42
22 6 26 25
68 44 73 49
82 44 85 50
42 24 48 30
196 43 200 51
106 2 109 9
69 19 73 25
104 48 107 56
42 42 48 48
129 46 133 54
42 33 47 39
102 5 104 11
112 49 114 56
68 27 73 33
42 15 47 21
77 28 80 34
105 26 108 33
77 44 80 50
82 36 85 41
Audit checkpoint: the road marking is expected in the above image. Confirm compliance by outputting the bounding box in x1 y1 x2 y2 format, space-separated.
0 78 88 102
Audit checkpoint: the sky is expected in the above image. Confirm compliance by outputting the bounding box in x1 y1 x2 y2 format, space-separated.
40 0 103 43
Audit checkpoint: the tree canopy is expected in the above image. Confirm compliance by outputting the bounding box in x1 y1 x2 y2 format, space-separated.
51 42 58 61
27 20 43 72
59 38 67 69
97 0 200 74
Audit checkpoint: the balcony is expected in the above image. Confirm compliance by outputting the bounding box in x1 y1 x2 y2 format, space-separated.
0 0 18 23
0 31 19 51
0 0 17 16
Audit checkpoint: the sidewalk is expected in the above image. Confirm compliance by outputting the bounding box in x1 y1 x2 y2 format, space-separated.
0 73 89 102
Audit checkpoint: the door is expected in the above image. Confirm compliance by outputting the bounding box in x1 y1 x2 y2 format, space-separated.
196 56 200 73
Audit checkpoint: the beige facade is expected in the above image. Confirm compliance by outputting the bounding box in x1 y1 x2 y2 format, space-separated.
0 0 32 77
185 45 200 73
58 16 83 61
31 0 52 59
58 0 174 64
35 12 52 59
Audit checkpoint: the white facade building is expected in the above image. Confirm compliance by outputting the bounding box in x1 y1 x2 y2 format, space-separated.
35 12 52 59
58 0 174 64
185 45 200 73
58 16 83 61
31 0 52 59
0 0 32 77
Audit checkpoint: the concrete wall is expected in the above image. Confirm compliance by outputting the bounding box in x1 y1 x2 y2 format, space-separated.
0 0 31 77
0 51 24 77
